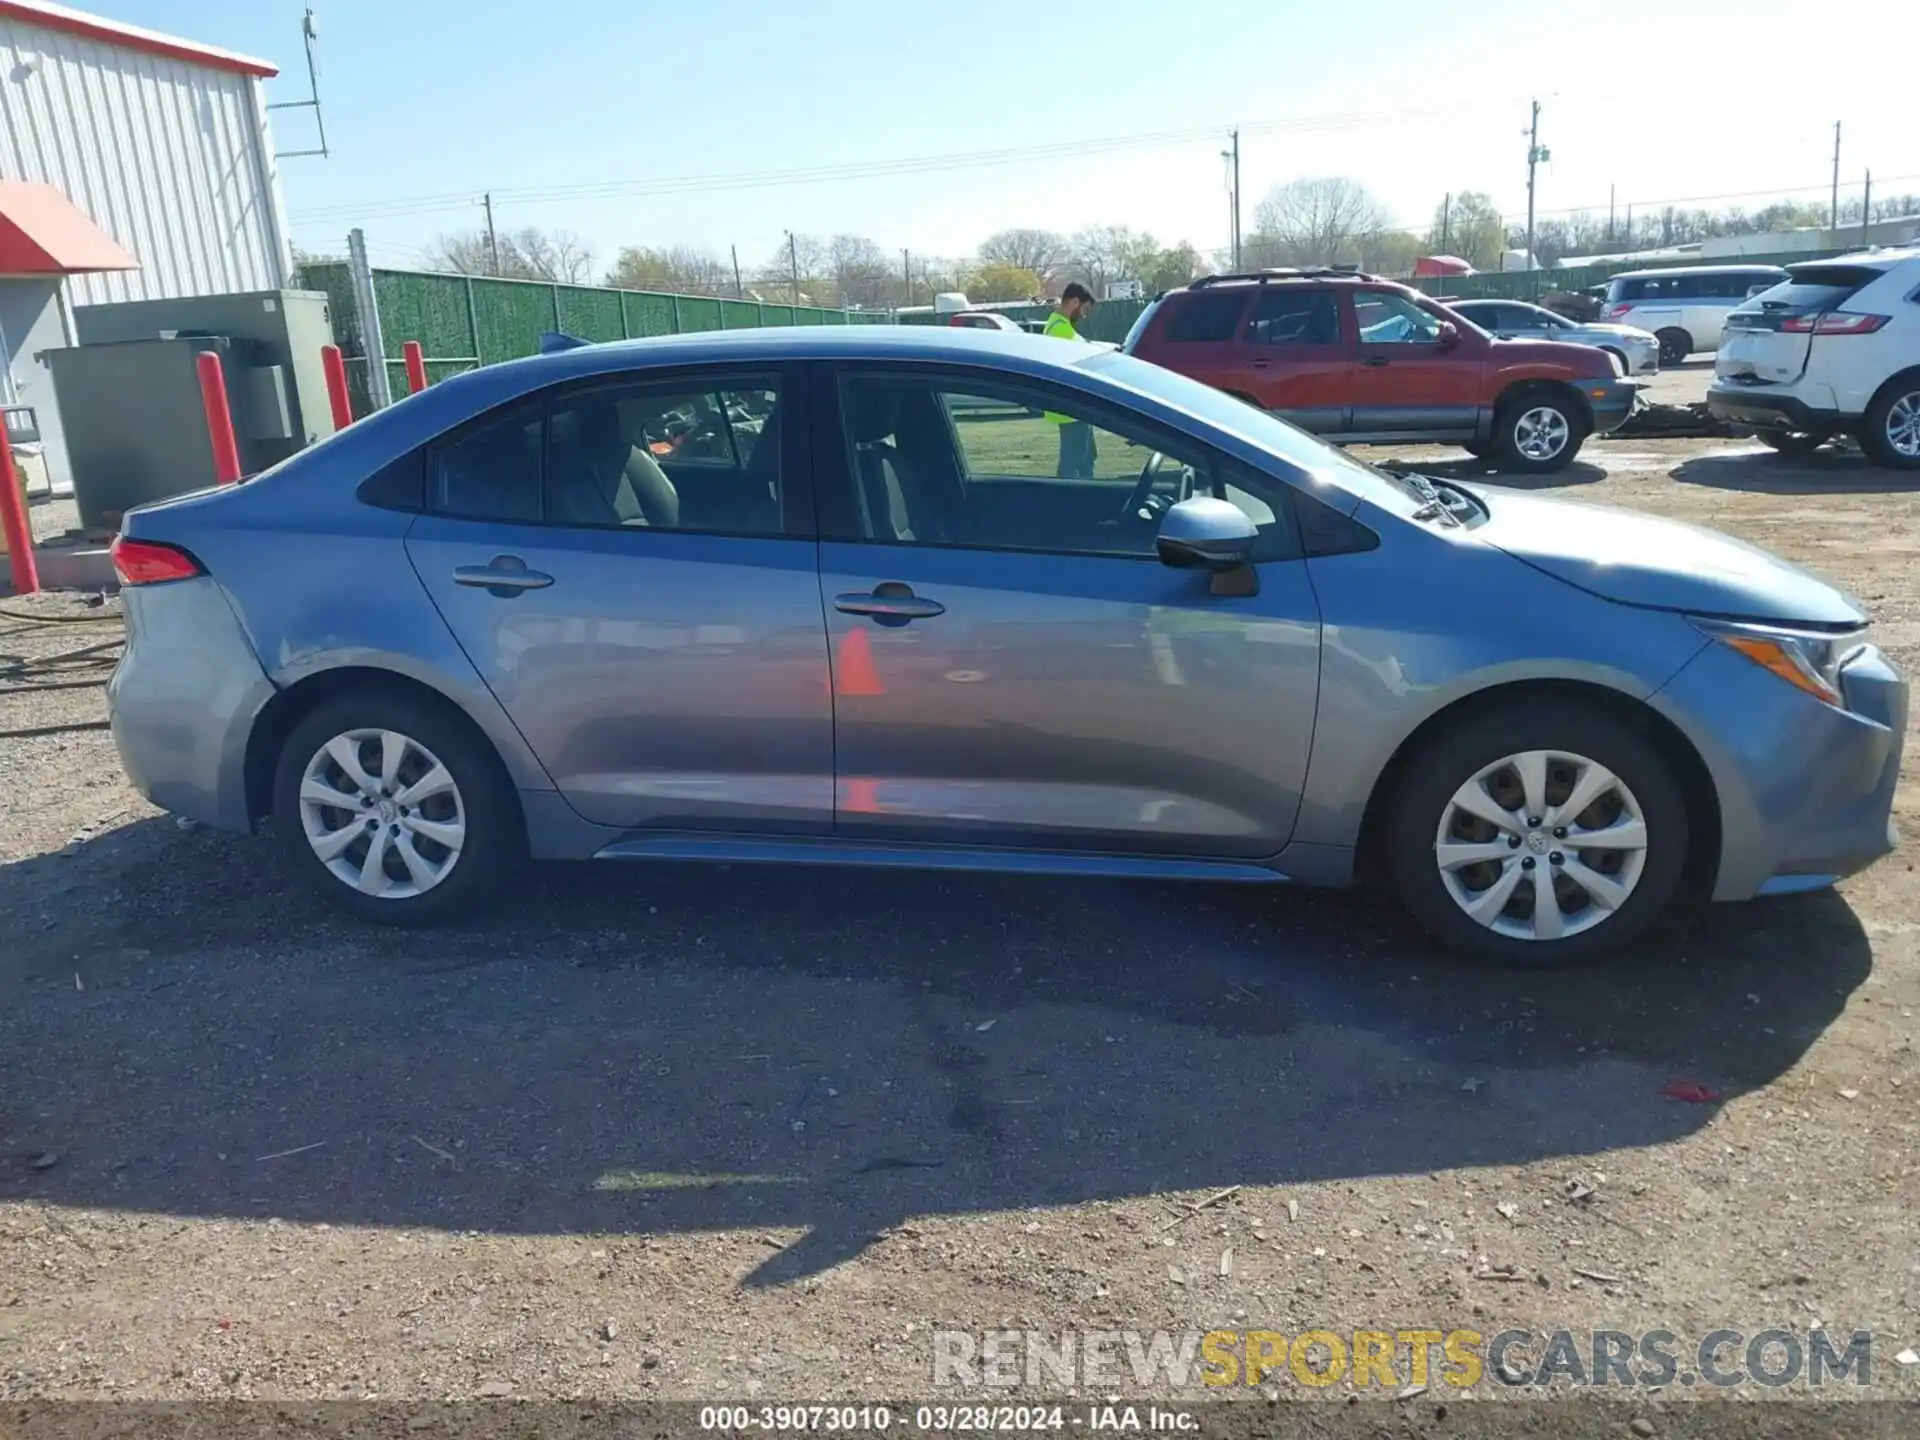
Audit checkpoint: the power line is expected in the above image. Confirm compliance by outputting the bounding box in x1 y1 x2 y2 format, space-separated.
1502 171 1920 225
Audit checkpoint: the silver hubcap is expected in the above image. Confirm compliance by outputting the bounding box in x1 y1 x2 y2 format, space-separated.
1887 392 1920 458
1434 749 1649 943
299 728 465 898
1514 406 1570 460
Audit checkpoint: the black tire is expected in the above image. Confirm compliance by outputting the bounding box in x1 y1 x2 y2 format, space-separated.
1655 328 1692 367
1490 387 1589 473
1754 428 1833 456
271 687 521 925
1858 372 1920 470
1383 701 1690 966
1461 439 1492 460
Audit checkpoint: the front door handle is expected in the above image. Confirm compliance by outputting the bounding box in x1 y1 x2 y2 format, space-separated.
1249 359 1271 369
1361 355 1391 367
835 582 945 625
454 555 554 594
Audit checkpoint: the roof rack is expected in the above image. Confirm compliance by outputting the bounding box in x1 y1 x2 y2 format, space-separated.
1188 265 1379 288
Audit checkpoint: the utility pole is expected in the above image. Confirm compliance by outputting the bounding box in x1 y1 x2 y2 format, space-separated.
1607 184 1615 246
482 192 500 276
1230 128 1241 270
1439 192 1451 255
1862 170 1873 245
1830 121 1842 232
902 248 912 306
1523 99 1548 291
730 244 744 299
785 230 801 305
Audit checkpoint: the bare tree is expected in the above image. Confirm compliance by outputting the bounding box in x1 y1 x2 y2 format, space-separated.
828 234 894 309
755 234 832 305
976 228 1070 282
425 226 595 283
1248 178 1393 267
604 244 734 295
1426 191 1505 270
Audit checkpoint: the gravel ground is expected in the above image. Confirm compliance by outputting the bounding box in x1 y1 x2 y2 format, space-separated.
1 434 1917 1414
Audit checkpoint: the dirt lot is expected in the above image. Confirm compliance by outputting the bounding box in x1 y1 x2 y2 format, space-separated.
2 432 1917 1414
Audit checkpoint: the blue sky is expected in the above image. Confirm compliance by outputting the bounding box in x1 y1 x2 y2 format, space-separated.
92 0 1920 276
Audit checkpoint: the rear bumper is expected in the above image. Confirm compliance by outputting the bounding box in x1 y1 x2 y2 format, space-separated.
1652 641 1906 901
107 577 272 833
1706 384 1854 432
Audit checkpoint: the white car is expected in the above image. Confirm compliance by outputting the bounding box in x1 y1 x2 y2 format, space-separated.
1707 248 1920 469
1601 263 1788 365
1447 299 1660 375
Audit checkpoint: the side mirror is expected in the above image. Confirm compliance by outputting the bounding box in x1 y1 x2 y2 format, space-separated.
1157 497 1256 572
1436 320 1461 350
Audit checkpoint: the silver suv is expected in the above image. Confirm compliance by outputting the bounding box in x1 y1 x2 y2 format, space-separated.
1602 264 1789 365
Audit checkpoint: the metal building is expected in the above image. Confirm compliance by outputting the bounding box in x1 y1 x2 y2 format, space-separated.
0 0 289 493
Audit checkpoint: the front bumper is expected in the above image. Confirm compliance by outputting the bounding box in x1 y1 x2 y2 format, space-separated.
108 576 273 833
1585 378 1640 435
1653 640 1906 901
1706 383 1853 432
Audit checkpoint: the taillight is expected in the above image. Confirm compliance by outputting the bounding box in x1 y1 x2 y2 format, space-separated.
1781 312 1889 335
110 536 203 586
1602 303 1632 319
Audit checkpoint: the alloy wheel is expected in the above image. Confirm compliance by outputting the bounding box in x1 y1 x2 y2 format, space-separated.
1887 391 1920 460
1433 749 1649 943
298 728 466 898
1514 406 1571 461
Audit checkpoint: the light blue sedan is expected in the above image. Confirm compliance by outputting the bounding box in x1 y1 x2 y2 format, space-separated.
105 327 1904 962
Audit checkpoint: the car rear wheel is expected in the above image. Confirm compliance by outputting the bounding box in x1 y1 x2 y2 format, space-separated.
1655 328 1692 366
1860 375 1920 470
1755 428 1833 456
1491 390 1588 473
272 690 519 925
1384 702 1689 964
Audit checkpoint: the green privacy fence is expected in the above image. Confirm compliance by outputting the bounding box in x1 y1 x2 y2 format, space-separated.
297 263 892 411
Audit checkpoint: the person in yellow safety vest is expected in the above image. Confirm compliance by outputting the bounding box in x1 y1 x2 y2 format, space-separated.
1043 282 1097 478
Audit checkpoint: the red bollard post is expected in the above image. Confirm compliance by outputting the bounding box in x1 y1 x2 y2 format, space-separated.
403 339 428 395
320 344 354 430
0 418 39 596
196 350 244 486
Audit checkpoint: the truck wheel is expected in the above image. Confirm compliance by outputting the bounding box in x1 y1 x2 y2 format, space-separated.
1491 389 1588 473
1859 373 1920 470
1655 329 1692 366
1384 700 1689 965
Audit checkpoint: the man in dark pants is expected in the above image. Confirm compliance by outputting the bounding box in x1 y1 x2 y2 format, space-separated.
1043 283 1097 478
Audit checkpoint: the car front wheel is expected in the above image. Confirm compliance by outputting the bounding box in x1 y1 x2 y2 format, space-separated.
1385 702 1689 964
1491 391 1588 473
272 689 519 924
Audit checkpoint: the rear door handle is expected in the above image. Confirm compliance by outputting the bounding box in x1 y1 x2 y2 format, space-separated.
454 555 554 594
1361 355 1391 367
835 583 945 624
1249 359 1271 369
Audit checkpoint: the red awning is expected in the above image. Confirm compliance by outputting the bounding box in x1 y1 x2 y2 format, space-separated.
0 182 138 275
1413 254 1473 278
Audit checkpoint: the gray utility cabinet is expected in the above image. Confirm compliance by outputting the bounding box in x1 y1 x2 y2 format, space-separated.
47 290 339 533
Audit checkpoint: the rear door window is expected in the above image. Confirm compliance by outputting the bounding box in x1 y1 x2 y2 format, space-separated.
1246 289 1342 345
429 398 544 523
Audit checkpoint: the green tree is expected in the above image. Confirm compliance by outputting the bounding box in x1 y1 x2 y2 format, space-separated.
1427 191 1504 270
966 263 1042 302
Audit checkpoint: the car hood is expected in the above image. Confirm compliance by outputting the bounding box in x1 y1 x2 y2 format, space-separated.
1574 322 1655 341
1464 486 1866 626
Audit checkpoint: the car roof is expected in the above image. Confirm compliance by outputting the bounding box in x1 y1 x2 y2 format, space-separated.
1608 263 1788 279
1790 246 1920 271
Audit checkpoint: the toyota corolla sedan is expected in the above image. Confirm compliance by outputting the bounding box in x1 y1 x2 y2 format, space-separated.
106 327 1905 963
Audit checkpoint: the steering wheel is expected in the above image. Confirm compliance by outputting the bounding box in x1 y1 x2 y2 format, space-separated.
1119 451 1195 525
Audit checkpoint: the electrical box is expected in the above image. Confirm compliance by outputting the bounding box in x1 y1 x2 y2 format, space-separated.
71 289 338 463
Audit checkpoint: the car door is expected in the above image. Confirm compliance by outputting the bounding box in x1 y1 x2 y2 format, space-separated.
1349 290 1483 439
810 363 1321 859
1215 286 1353 433
403 364 835 833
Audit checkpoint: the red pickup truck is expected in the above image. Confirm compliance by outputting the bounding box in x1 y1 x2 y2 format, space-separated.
1122 269 1637 472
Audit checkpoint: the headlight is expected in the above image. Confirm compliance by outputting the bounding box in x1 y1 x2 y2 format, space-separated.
1690 616 1865 706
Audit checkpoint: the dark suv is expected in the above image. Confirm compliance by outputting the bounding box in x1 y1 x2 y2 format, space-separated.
1123 269 1637 472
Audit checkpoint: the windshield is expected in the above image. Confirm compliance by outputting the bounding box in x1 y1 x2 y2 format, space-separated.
1080 348 1428 510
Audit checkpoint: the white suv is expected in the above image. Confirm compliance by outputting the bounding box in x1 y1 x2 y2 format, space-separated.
1601 263 1788 364
1707 248 1920 469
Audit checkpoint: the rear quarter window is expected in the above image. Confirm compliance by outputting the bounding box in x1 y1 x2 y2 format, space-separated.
1161 292 1247 342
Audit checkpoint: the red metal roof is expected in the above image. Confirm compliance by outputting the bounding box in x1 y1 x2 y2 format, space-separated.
0 0 277 78
0 181 139 275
